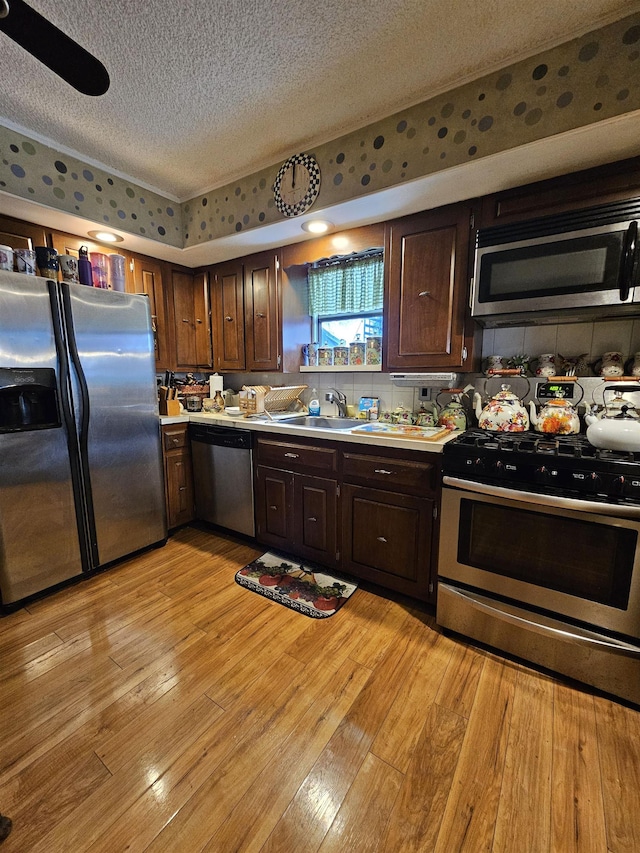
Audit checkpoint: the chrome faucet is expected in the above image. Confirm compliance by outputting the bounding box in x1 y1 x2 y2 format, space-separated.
327 388 348 417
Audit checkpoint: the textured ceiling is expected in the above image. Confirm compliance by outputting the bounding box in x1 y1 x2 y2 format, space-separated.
1 0 639 202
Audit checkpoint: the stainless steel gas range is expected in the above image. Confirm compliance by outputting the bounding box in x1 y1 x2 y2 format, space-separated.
437 429 640 706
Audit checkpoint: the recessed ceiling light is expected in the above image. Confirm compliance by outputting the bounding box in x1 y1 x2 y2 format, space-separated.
87 230 124 243
301 220 333 234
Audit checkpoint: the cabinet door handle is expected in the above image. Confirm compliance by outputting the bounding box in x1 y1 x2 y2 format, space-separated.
377 536 388 543
256 312 266 318
284 452 300 458
182 318 189 323
225 315 233 321
269 505 278 511
196 318 203 324
307 516 317 523
418 290 430 297
374 468 393 475
179 486 186 491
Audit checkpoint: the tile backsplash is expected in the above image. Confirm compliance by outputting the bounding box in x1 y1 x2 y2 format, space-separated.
480 319 640 367
178 316 640 419
226 372 426 415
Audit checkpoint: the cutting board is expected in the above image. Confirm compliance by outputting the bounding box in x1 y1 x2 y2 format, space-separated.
351 423 453 441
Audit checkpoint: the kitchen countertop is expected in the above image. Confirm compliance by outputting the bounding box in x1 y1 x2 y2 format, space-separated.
160 411 458 453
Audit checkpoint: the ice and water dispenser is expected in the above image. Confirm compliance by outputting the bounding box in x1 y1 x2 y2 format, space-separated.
0 368 61 432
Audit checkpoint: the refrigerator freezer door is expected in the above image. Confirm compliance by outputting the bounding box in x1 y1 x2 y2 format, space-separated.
0 273 84 604
64 285 167 566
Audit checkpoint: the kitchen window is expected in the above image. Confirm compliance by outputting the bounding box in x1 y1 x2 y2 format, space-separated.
308 249 383 345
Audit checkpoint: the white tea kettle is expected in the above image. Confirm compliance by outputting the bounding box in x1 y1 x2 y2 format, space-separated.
585 384 640 451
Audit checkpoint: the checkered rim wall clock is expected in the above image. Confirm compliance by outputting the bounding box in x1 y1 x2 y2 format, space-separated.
272 153 321 217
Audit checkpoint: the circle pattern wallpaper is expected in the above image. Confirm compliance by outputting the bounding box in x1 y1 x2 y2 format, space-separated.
0 13 638 251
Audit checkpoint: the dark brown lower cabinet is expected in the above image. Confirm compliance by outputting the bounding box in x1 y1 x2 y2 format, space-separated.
255 465 294 550
254 435 439 602
162 424 195 529
296 473 338 565
342 484 434 601
255 465 338 568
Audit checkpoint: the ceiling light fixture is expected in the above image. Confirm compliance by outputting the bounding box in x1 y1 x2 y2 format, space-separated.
87 230 124 244
301 220 333 235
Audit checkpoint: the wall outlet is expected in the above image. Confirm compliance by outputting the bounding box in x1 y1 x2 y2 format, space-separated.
418 387 432 401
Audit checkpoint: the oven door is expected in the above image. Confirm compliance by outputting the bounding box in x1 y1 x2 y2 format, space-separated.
438 478 640 639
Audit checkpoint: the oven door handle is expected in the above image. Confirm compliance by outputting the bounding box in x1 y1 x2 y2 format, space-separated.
442 476 640 519
439 583 640 658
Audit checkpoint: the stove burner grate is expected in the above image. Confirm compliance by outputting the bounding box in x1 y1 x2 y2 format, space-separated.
450 429 640 460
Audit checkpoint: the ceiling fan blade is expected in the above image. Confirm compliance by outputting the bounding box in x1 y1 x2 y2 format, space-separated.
0 0 109 96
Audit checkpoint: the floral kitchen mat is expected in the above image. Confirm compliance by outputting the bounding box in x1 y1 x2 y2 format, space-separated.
235 552 358 618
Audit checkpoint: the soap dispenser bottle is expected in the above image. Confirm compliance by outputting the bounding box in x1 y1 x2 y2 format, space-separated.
308 388 320 416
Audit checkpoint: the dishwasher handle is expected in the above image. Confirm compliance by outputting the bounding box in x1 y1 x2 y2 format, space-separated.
188 423 253 450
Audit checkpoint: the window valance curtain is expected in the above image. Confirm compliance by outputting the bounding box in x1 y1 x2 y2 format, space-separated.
308 251 384 316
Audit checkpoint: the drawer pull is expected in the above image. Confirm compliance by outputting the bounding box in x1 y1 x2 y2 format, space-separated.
269 505 278 511
418 290 430 297
171 438 181 445
374 468 393 475
225 315 233 321
284 452 300 458
377 536 388 543
307 516 317 523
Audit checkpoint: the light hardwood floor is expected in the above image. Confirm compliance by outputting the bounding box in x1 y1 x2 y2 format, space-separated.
1 526 639 852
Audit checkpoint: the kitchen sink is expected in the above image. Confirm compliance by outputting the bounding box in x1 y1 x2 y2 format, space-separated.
278 415 363 429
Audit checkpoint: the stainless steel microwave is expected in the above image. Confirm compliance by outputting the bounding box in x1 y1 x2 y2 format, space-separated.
471 199 640 326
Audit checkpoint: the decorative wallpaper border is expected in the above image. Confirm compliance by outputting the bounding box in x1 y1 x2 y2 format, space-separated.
0 131 183 247
1 12 639 251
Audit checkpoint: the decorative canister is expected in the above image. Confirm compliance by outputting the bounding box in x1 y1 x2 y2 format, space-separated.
0 245 14 271
484 355 503 375
349 334 365 366
600 351 624 377
14 248 36 275
630 353 640 378
535 353 556 377
365 336 382 365
318 345 334 366
333 343 349 366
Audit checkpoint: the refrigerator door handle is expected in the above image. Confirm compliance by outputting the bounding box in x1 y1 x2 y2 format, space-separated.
60 283 100 568
48 280 93 569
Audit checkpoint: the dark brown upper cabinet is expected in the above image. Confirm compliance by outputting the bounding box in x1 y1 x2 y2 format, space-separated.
210 249 280 372
384 202 474 371
171 269 212 370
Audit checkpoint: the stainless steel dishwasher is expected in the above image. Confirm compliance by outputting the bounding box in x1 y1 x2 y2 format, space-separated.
189 423 255 537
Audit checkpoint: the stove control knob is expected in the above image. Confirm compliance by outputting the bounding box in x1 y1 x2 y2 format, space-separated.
492 460 506 477
611 475 626 496
534 465 552 485
586 472 603 493
473 457 485 474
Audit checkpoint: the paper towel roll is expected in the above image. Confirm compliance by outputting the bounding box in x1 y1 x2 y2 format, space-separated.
209 373 224 396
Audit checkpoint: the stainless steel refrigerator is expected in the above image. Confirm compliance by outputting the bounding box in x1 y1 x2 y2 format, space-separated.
0 270 167 606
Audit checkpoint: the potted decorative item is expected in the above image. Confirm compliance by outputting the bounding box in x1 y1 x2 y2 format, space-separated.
507 354 530 375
